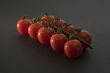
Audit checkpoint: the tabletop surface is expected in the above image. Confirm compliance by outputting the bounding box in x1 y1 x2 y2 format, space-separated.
0 0 110 73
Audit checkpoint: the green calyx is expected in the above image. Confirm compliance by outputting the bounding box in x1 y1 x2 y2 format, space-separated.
21 16 29 19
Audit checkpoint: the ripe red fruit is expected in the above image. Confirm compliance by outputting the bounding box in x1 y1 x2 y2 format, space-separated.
53 19 65 28
37 27 54 45
28 22 42 40
77 30 92 51
41 15 54 22
50 34 68 52
17 18 31 36
64 39 83 59
64 25 76 34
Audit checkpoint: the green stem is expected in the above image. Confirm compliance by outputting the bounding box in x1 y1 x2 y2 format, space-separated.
21 16 32 19
54 17 60 20
62 30 93 49
74 34 93 49
31 17 37 23
75 28 83 32
22 16 28 19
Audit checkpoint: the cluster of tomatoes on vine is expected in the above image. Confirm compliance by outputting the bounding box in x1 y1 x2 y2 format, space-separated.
16 13 93 59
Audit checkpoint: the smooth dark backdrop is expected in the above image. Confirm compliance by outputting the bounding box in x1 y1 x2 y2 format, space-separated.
0 0 110 73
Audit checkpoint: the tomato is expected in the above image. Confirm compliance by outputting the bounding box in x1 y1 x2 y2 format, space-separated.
64 39 83 59
41 15 54 22
77 29 92 51
53 19 65 28
64 25 76 34
50 34 68 52
28 22 42 40
37 27 54 45
17 18 31 36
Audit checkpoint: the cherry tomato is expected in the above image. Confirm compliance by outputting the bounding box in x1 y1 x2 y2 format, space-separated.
64 39 83 59
64 25 76 34
41 15 54 22
50 34 68 52
53 19 65 28
17 18 31 36
77 30 92 51
37 27 54 45
28 22 42 40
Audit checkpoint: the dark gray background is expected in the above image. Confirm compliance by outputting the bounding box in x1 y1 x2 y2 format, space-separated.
0 0 110 73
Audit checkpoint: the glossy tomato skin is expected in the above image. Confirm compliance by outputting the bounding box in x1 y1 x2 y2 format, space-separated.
37 27 54 45
77 30 92 51
17 19 31 36
64 40 83 59
64 25 76 34
50 34 68 52
53 19 65 28
41 15 54 22
28 22 42 40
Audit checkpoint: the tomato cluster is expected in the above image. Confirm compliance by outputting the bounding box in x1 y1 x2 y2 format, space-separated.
16 13 93 60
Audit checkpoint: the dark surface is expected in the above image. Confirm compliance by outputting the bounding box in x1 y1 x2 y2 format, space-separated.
0 0 110 73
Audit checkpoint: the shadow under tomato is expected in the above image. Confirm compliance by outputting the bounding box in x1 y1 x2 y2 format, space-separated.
15 35 60 58
14 35 92 70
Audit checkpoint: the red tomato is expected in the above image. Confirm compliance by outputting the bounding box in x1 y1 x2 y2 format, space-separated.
41 15 54 22
64 25 76 34
64 39 83 59
28 22 42 40
17 18 31 36
37 27 54 45
53 19 65 28
50 34 68 52
77 30 92 51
